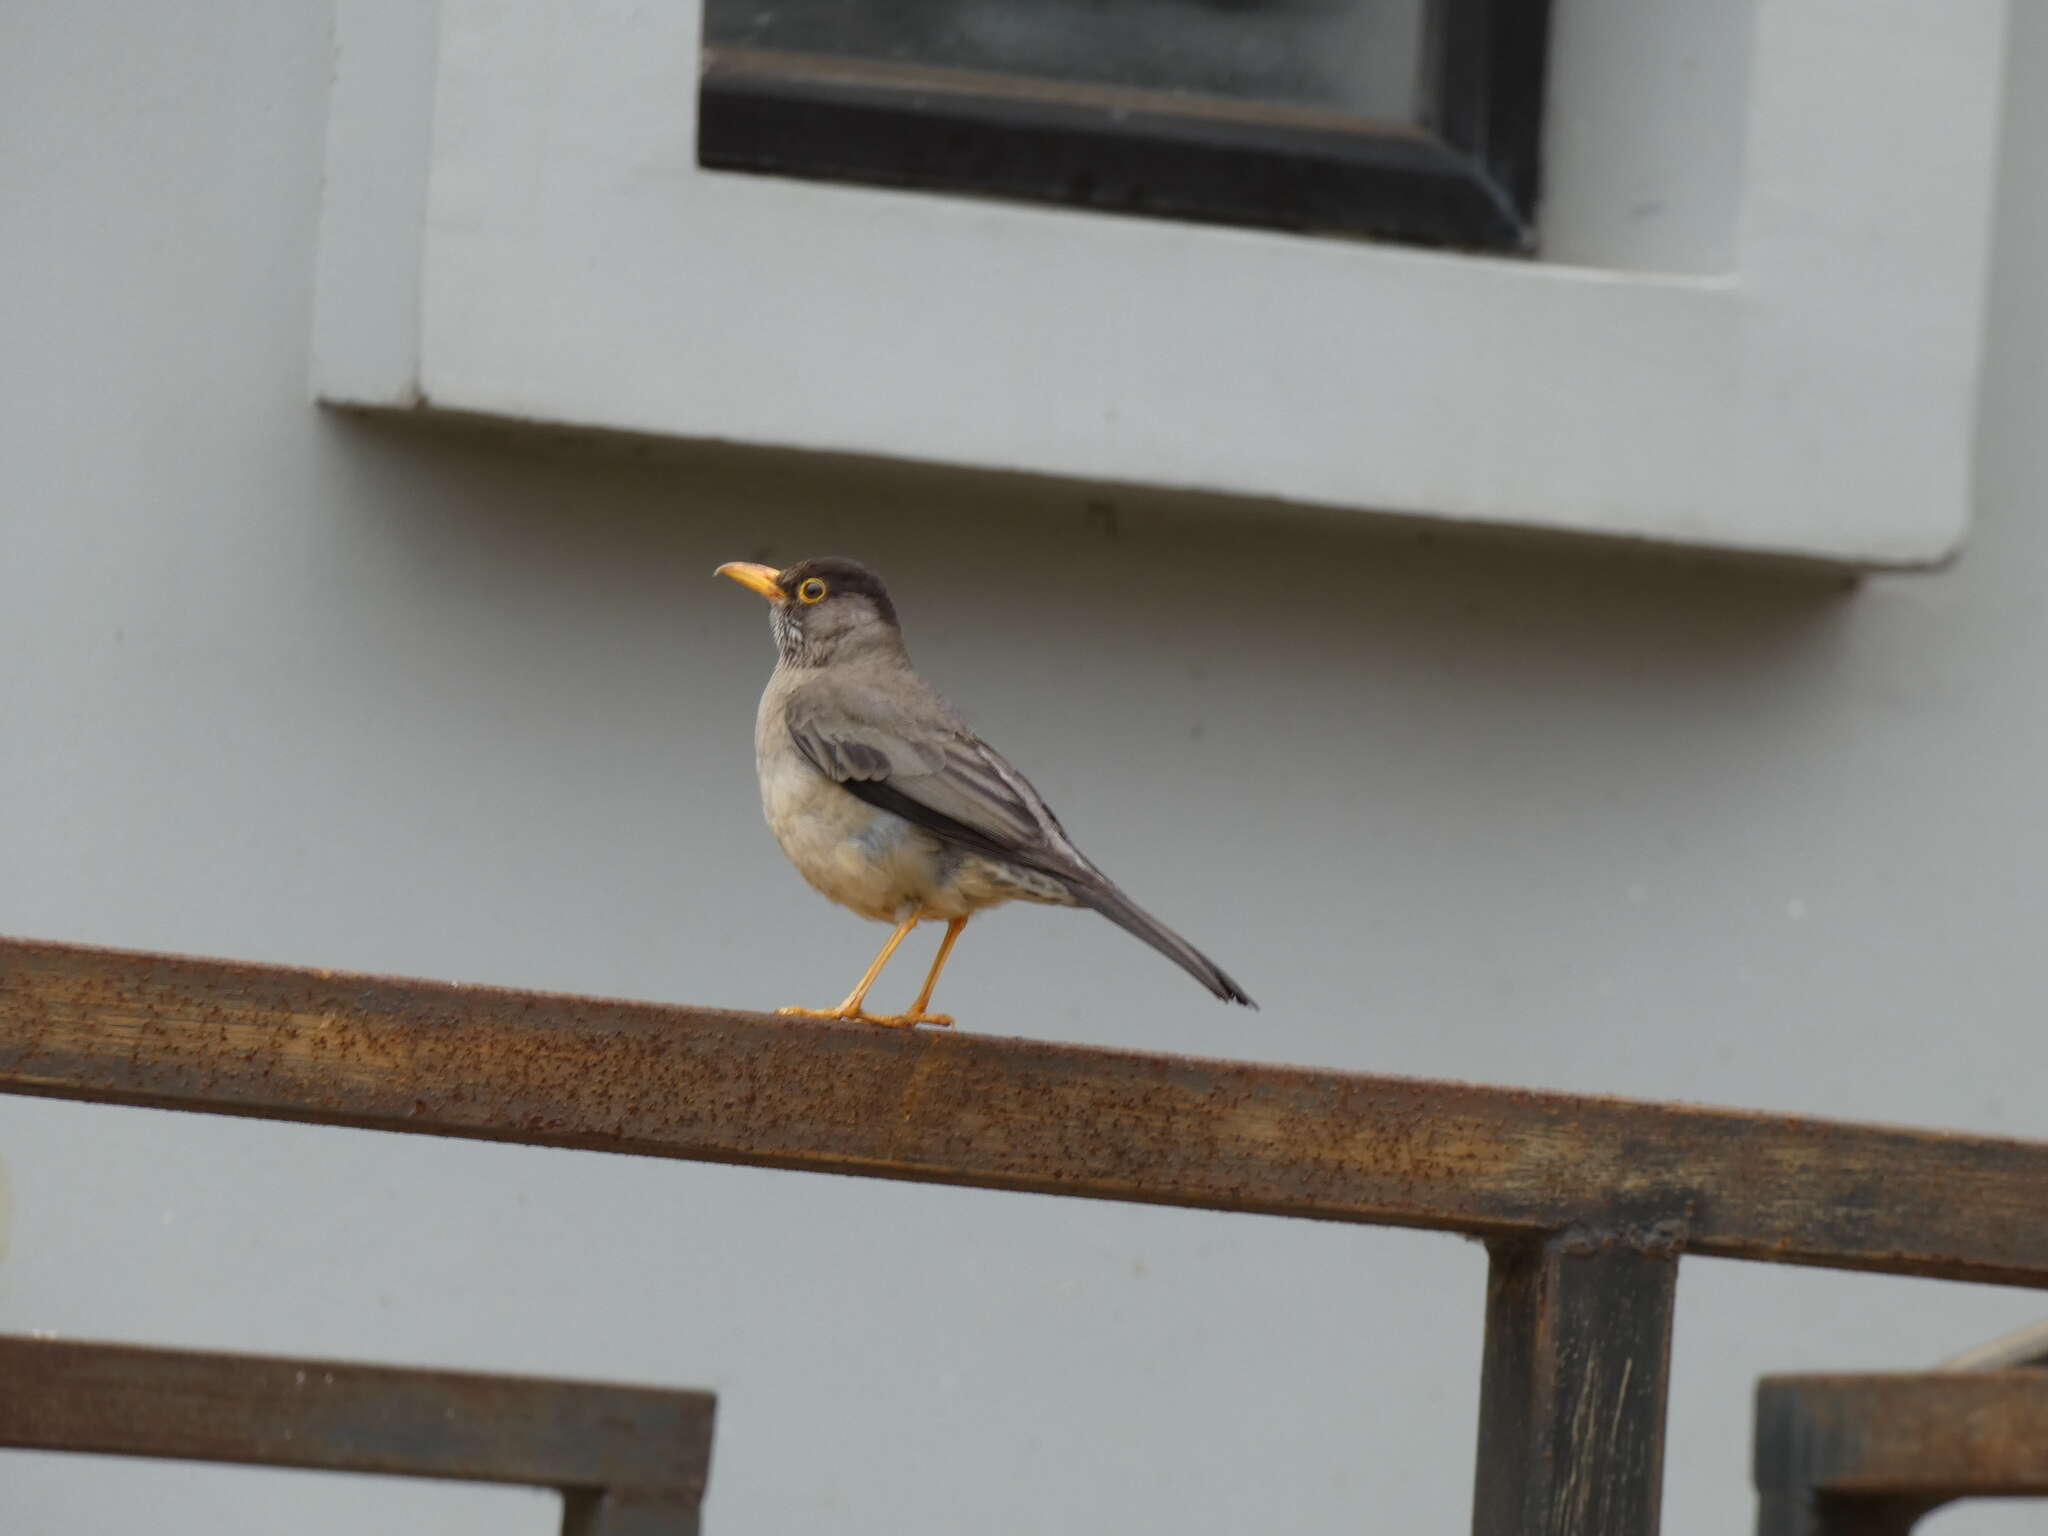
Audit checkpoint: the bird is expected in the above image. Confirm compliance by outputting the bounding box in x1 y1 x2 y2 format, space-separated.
715 556 1254 1027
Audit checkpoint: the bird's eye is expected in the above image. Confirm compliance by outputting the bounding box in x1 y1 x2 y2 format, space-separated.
797 578 828 604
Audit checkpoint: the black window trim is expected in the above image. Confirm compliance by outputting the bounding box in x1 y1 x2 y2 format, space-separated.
698 0 1553 252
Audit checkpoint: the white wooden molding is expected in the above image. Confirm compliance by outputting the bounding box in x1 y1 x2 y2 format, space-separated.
313 0 2009 567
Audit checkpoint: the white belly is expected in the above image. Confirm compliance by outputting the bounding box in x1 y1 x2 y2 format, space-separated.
758 749 944 922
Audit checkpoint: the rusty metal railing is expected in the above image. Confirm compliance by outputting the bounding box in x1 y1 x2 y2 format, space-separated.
1753 1321 2048 1534
0 1336 715 1534
6 934 2048 1535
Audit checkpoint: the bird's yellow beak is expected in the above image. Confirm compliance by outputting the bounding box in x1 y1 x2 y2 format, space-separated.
714 561 785 601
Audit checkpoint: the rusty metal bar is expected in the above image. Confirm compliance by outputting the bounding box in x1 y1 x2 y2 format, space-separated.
0 1336 714 1534
1472 1219 1682 1536
6 936 2048 1288
1754 1371 2048 1534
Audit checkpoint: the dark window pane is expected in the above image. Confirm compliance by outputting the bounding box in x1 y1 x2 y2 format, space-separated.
697 0 1551 251
704 0 1430 123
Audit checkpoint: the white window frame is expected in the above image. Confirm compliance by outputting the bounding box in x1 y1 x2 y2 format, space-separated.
314 0 2009 568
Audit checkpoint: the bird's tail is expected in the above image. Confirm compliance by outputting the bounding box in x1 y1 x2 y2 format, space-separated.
1072 881 1256 1007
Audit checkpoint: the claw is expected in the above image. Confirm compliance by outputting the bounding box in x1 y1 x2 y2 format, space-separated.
774 1005 951 1029
860 1012 953 1030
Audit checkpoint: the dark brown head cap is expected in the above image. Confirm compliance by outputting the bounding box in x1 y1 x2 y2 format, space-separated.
775 557 899 630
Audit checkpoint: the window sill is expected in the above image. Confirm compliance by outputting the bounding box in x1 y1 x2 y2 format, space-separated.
313 0 2009 569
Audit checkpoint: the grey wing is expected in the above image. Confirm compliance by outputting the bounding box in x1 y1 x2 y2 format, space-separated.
783 678 1095 884
783 673 1256 1006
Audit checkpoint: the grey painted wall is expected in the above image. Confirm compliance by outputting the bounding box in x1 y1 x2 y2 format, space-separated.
2 4 2043 1532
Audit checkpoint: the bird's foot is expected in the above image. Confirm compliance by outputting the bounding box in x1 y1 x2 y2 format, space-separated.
774 1004 953 1029
860 1010 954 1030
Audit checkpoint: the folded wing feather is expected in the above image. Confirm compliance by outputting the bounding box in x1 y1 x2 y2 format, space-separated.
783 675 1091 882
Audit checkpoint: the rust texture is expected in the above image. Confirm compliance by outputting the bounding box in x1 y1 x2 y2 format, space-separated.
0 1335 713 1534
1755 1371 2048 1534
1473 1228 1681 1536
6 934 2048 1286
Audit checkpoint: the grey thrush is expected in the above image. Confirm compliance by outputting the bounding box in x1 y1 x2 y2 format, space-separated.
717 556 1254 1027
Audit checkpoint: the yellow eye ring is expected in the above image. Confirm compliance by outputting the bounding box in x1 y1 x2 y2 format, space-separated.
796 578 828 604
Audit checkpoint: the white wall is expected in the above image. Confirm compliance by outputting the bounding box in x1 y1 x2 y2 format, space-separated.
2 4 2044 1533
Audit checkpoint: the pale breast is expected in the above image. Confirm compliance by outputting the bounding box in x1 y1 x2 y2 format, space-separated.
752 669 1062 923
753 706 939 921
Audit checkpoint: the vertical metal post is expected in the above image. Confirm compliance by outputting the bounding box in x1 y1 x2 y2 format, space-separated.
1471 1220 1684 1536
562 1489 703 1536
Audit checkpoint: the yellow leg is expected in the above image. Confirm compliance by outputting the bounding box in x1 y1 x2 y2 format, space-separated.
778 910 920 1023
866 915 967 1029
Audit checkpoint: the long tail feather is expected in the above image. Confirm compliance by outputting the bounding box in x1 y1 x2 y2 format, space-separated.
1073 882 1256 1007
